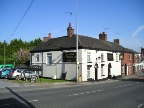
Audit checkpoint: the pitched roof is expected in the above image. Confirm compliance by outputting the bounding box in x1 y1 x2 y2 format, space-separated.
30 35 137 53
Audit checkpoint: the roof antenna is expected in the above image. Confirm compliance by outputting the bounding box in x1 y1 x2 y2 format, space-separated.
65 11 72 17
102 27 108 32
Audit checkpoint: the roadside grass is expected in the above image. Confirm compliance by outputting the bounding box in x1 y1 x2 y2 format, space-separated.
8 78 74 84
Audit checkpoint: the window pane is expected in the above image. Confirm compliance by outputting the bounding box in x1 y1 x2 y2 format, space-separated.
87 55 90 61
47 53 52 64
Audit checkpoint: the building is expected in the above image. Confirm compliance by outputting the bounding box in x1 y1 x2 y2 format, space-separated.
30 23 142 81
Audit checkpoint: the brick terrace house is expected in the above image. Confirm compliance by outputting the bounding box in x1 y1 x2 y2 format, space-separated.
30 23 142 81
141 47 144 69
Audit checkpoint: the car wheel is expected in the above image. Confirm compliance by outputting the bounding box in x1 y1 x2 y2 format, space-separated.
15 76 19 80
5 75 8 79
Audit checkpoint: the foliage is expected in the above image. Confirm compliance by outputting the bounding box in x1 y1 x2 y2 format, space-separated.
0 38 42 66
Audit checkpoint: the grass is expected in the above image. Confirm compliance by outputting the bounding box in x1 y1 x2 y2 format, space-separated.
8 78 74 84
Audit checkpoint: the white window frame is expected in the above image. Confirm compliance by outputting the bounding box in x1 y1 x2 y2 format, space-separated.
47 53 52 65
87 52 91 62
35 54 39 62
129 54 131 60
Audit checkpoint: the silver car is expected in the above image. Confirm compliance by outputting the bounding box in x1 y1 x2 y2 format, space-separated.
7 69 27 80
22 70 39 79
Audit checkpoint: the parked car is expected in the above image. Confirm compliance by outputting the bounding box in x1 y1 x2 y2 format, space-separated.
0 69 11 78
7 69 27 80
21 70 39 79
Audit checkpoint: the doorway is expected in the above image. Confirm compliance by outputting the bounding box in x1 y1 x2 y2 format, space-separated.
108 63 112 79
95 68 98 81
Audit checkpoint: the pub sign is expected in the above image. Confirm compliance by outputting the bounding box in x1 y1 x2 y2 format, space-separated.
63 52 76 62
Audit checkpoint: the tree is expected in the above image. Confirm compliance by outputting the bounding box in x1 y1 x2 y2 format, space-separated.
17 48 30 64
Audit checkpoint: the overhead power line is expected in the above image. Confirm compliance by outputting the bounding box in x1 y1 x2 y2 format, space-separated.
6 0 34 41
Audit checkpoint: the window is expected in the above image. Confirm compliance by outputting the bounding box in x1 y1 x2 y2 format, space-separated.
107 53 113 61
129 54 131 60
101 65 104 75
87 52 91 62
122 66 124 73
36 54 39 62
87 66 90 79
135 66 137 72
116 53 118 61
129 66 131 71
101 53 104 62
47 53 52 65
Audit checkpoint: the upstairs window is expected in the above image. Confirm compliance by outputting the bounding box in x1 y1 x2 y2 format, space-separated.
129 54 131 60
35 54 39 62
47 53 52 65
87 52 91 62
107 53 113 61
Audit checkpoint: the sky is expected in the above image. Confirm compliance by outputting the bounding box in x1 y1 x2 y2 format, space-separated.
0 0 144 52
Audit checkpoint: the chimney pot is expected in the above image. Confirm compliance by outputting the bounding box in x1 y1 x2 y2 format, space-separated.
114 39 119 44
99 32 107 41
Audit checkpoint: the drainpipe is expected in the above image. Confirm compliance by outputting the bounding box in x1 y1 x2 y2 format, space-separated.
42 52 43 76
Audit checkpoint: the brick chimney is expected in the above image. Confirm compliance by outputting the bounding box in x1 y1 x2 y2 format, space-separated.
114 39 119 44
141 47 144 58
99 32 107 41
67 22 74 37
43 33 51 42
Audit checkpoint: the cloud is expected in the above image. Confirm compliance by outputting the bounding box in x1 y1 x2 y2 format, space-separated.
131 25 144 37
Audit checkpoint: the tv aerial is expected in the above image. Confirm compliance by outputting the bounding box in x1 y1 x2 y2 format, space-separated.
65 11 72 17
102 27 108 32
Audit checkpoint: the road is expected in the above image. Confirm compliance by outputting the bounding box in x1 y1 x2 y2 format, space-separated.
0 78 144 108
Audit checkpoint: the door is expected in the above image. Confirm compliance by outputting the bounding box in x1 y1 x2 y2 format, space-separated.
95 68 98 81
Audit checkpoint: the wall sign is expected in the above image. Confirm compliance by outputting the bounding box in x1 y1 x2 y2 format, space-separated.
119 53 124 60
63 52 76 62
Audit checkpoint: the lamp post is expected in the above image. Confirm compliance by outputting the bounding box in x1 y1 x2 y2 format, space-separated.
76 0 78 83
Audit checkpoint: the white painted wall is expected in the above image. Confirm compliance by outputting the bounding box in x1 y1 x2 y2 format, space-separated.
31 49 121 81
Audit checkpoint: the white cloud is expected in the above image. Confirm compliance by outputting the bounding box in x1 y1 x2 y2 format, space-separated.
131 25 144 37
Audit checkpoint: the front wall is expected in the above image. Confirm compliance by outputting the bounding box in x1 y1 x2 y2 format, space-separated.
31 49 121 81
31 50 82 80
81 49 121 81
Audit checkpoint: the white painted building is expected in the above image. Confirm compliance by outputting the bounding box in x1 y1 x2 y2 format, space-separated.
30 23 133 81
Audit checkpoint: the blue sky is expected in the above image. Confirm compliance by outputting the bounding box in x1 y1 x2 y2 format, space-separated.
0 0 144 52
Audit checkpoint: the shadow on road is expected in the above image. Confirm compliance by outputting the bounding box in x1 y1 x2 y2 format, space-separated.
0 97 30 108
4 87 35 108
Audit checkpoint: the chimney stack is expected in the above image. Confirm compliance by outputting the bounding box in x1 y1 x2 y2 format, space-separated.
114 39 119 44
99 32 107 41
43 33 51 42
67 22 74 37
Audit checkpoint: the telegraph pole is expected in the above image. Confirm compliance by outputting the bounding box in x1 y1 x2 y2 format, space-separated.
4 40 6 67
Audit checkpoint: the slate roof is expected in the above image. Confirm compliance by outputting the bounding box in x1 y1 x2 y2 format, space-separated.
15 64 28 69
30 34 138 53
